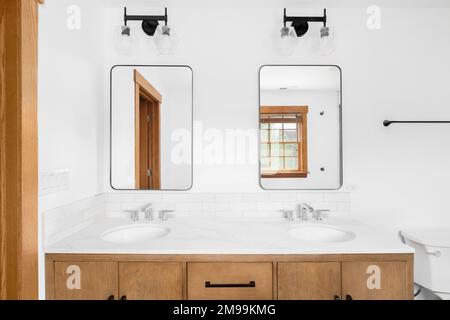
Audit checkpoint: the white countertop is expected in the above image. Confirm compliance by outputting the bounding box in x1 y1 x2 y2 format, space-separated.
45 216 414 255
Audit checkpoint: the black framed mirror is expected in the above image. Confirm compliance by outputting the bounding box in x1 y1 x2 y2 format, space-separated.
259 65 343 190
110 65 193 191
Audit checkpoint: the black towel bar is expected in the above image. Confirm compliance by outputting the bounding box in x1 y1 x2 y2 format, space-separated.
383 120 450 127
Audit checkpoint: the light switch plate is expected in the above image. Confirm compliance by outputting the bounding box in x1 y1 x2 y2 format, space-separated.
39 169 70 196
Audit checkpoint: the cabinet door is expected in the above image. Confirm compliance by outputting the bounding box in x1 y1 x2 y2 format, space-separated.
278 262 341 300
54 262 118 300
118 262 183 300
342 262 408 300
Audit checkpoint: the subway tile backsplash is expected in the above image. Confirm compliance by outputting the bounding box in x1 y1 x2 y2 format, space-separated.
44 192 351 246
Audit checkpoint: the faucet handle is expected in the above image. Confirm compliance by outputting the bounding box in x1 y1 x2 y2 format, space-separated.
280 210 294 221
124 209 140 222
159 210 175 221
312 209 330 221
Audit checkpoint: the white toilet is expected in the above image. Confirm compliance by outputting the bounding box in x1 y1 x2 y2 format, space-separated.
401 228 450 300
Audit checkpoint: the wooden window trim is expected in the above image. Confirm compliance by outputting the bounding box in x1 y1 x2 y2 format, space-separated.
260 106 308 179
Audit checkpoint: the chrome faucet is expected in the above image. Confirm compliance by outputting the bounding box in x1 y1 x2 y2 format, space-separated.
142 203 153 221
298 203 314 221
159 210 175 221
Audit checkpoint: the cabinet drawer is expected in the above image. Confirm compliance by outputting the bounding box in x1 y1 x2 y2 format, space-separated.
187 263 273 300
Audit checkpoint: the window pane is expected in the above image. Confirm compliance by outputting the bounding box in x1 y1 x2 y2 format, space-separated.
260 123 269 129
270 157 282 171
285 157 298 170
270 130 281 142
261 130 269 142
284 123 297 130
273 143 284 156
283 130 297 142
261 157 270 170
261 143 269 157
284 143 298 156
270 123 283 130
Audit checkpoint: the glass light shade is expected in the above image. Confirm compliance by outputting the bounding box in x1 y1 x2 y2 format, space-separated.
309 26 336 56
153 25 178 55
278 26 298 56
114 25 138 55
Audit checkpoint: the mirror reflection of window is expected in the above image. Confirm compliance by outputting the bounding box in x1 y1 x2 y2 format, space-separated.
259 65 342 190
260 106 308 178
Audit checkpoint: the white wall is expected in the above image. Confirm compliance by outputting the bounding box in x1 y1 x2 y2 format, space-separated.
260 89 341 189
38 0 105 298
111 66 192 189
101 3 450 240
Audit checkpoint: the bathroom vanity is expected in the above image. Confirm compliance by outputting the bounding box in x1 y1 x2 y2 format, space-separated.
45 217 414 300
45 65 413 301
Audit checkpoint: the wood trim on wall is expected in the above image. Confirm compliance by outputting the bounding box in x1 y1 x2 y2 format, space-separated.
0 0 41 300
134 70 162 189
134 70 163 104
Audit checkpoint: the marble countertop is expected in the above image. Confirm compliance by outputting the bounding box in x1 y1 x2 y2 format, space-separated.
45 216 414 254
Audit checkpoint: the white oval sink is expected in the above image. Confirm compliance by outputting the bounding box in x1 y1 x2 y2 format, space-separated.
288 224 355 243
101 224 170 244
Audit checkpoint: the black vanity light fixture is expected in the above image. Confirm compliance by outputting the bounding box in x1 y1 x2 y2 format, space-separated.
280 8 335 56
117 7 176 55
383 120 450 127
122 7 169 37
283 8 328 37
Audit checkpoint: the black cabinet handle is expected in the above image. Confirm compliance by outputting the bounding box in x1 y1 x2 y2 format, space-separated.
334 295 341 300
120 295 127 300
205 281 256 288
107 295 115 300
346 294 353 300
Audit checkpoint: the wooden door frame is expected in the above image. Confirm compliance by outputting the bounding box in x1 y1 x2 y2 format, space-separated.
0 0 42 299
134 70 162 189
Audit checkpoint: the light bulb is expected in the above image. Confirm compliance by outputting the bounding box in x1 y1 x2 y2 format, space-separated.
114 25 137 55
154 25 178 55
278 26 298 56
309 26 336 56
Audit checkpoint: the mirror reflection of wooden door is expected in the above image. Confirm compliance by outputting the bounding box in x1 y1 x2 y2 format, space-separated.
134 70 161 189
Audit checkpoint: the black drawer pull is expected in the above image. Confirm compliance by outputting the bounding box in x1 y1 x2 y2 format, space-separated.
107 295 115 300
346 294 353 300
120 295 127 300
334 295 341 300
205 281 256 288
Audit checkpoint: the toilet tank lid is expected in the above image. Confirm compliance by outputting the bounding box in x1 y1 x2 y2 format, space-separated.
401 229 450 248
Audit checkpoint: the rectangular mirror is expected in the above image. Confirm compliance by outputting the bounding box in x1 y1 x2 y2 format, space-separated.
259 65 342 190
111 65 193 190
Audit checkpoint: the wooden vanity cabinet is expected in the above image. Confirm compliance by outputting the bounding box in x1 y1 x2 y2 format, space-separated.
46 254 413 300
